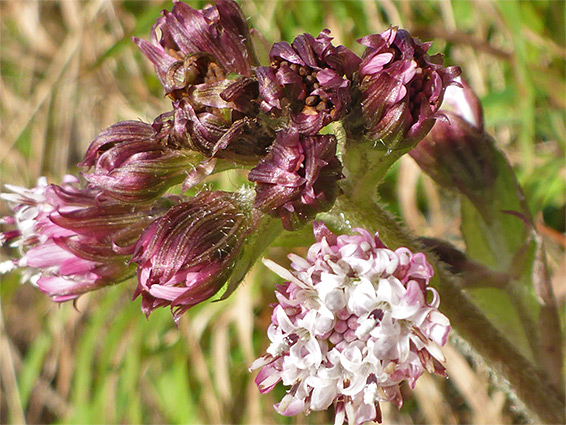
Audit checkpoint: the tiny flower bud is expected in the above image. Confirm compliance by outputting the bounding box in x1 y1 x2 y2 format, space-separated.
438 76 483 130
344 27 460 150
134 0 275 165
131 191 251 322
248 130 343 230
409 77 498 197
134 0 282 165
133 0 257 94
251 222 449 425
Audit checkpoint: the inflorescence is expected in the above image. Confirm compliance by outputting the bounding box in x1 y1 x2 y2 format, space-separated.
1 1 459 422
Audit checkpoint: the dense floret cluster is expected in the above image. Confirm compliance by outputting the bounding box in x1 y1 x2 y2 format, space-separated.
251 223 449 424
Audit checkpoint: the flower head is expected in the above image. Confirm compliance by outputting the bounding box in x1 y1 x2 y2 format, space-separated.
133 0 257 94
1 176 165 301
80 119 206 203
134 1 274 165
257 30 361 135
248 130 343 230
131 190 251 322
345 27 460 149
251 222 449 425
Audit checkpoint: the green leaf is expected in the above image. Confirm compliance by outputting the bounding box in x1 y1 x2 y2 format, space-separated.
152 360 198 424
271 222 314 248
459 144 543 361
221 217 283 301
17 333 52 410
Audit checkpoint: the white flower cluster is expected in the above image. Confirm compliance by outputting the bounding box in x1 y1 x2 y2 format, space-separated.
1 177 54 282
251 222 450 425
0 176 108 300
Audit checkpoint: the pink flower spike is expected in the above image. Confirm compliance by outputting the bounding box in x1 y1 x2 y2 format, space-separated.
251 222 450 424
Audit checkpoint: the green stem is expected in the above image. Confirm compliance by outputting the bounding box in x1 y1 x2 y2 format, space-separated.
221 216 283 300
342 140 410 203
329 194 565 424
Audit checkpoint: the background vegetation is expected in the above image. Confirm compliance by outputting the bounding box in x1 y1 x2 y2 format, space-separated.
1 0 564 423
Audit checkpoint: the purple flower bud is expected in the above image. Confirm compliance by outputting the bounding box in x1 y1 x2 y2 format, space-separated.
131 191 251 322
80 120 205 203
248 129 343 230
345 27 460 148
257 30 361 135
1 176 168 302
133 0 257 95
409 77 497 195
437 76 484 130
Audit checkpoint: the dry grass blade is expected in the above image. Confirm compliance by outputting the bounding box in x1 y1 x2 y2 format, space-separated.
1 0 105 163
0 308 26 425
180 316 223 423
211 312 232 405
413 373 458 425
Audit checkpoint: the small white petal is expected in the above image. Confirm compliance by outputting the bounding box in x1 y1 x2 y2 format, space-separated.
262 258 309 289
288 253 311 270
425 340 446 363
0 260 16 274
